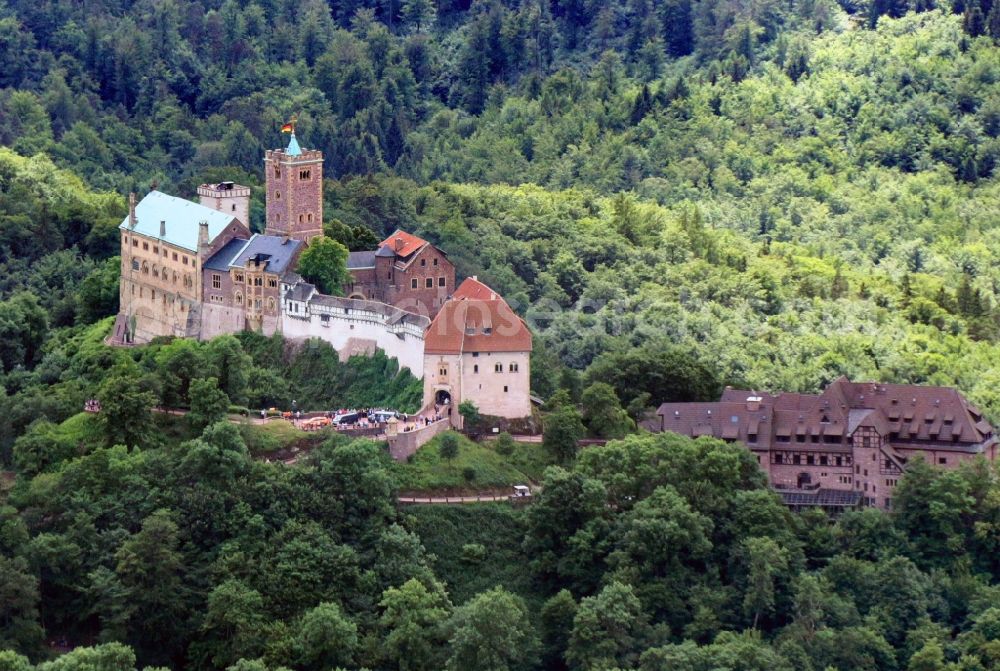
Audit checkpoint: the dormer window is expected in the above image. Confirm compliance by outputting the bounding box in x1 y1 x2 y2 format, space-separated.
483 327 492 335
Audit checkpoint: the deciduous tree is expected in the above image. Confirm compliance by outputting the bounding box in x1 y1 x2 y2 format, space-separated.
445 587 539 671
297 236 350 296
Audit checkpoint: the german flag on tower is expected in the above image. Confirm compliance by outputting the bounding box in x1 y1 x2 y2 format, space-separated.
280 115 297 133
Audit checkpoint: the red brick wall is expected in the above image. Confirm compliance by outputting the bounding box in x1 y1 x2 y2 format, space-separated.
264 149 324 243
387 246 455 318
766 446 854 491
344 245 456 318
346 268 380 300
199 224 250 266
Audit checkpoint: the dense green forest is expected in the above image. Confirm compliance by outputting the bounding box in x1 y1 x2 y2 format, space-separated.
6 0 1000 666
5 428 1000 671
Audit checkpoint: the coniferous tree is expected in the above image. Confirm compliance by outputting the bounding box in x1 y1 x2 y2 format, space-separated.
630 84 653 125
661 0 695 57
401 0 436 33
965 3 986 35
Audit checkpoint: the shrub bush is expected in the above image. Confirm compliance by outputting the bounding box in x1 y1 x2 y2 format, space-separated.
461 542 486 563
494 432 516 456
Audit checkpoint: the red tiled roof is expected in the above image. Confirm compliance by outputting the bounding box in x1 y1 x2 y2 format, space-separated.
425 292 532 355
379 230 427 258
453 277 500 301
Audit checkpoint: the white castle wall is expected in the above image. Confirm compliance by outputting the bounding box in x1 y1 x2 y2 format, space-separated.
423 351 532 419
281 288 427 378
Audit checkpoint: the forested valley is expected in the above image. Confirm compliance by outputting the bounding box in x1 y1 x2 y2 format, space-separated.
5 0 1000 666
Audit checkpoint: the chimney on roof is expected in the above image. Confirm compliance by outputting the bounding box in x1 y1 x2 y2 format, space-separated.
159 220 166 238
128 193 137 229
395 237 403 251
198 220 209 251
747 396 761 412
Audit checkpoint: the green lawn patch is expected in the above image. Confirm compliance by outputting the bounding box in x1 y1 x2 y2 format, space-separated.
392 431 534 493
403 504 538 607
53 412 104 446
481 437 553 482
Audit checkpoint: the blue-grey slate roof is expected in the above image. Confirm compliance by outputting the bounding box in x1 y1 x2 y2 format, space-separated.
347 251 376 269
204 238 249 271
119 191 238 252
227 234 304 274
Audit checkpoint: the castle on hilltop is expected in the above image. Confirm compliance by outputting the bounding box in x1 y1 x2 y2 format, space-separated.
653 377 997 511
110 131 532 421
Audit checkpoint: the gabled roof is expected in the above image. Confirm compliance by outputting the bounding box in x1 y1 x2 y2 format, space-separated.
453 277 501 301
657 400 775 449
425 285 532 355
347 251 377 269
379 230 428 259
227 234 304 274
119 190 238 252
284 281 316 303
656 377 996 454
204 238 249 271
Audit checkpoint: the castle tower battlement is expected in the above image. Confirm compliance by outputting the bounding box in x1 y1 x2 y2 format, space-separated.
264 138 324 243
198 181 251 229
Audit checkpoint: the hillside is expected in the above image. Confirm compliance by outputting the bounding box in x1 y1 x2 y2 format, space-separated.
5 0 1000 668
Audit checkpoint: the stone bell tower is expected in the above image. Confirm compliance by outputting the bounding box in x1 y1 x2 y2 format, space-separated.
264 131 324 242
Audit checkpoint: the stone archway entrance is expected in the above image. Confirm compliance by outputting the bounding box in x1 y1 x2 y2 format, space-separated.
436 389 451 406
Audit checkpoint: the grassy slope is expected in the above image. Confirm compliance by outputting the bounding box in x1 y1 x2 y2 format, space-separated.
391 432 540 493
237 419 315 455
